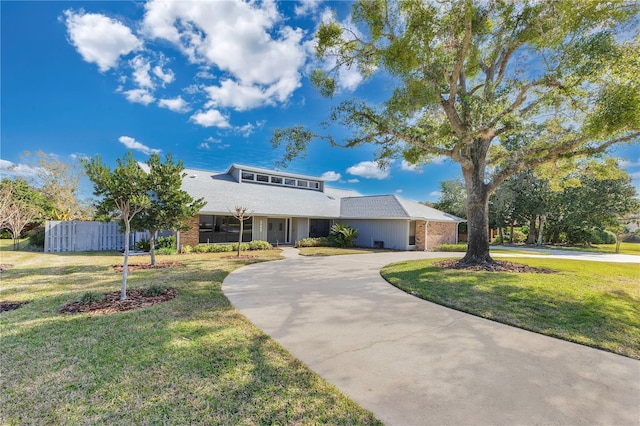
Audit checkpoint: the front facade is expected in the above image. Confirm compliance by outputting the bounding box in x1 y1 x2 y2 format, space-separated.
178 164 464 251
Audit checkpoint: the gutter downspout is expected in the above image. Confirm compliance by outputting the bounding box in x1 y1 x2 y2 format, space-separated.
425 221 429 251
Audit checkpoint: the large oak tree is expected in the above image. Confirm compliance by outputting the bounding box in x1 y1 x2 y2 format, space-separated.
272 0 640 264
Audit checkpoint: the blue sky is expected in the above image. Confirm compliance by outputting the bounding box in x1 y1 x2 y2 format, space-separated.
2 0 639 202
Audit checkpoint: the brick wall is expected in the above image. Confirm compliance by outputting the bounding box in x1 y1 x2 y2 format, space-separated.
426 221 458 249
415 220 426 251
179 215 200 249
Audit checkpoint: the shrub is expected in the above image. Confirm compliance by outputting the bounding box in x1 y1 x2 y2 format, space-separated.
181 245 193 254
434 243 468 252
208 244 234 253
28 226 45 248
192 244 210 253
329 224 358 247
135 240 151 252
0 230 11 239
156 247 177 255
591 229 616 245
143 284 165 297
79 292 105 304
230 243 250 252
295 237 331 247
248 240 272 250
156 235 176 249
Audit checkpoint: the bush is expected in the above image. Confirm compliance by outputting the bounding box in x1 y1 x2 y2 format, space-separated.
156 235 176 249
248 240 272 250
135 240 151 252
209 244 234 253
143 284 165 297
434 243 468 252
28 226 45 248
192 244 210 253
329 224 358 247
230 243 250 252
590 229 616 245
181 245 193 254
79 292 105 304
1 230 12 239
156 247 177 255
295 237 331 247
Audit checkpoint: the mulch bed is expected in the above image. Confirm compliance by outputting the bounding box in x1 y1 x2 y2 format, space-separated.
434 259 556 274
0 300 30 312
59 288 178 315
112 261 183 273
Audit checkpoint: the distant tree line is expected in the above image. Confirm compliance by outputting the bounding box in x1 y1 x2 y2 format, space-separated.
433 160 640 251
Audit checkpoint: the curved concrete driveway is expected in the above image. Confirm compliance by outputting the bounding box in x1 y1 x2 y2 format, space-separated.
224 250 640 425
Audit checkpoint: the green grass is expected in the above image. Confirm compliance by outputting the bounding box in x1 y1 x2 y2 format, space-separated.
492 242 640 256
0 238 30 251
297 247 383 256
0 250 380 425
381 257 640 359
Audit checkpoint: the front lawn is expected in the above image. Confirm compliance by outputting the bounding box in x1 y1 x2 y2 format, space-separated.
0 250 380 425
381 257 639 359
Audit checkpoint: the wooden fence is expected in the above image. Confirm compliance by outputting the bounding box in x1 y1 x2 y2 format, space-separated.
45 221 149 253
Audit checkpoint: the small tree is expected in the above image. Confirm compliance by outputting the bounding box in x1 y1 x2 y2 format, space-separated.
131 153 206 266
82 153 150 300
231 206 252 257
5 198 39 250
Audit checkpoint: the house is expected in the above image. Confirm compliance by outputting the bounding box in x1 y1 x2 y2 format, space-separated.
178 164 464 251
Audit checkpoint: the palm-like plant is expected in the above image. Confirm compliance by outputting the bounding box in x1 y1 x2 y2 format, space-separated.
329 224 358 247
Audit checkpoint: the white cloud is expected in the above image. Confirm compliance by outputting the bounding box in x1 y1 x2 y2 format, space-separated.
347 161 390 180
130 55 154 89
429 191 443 197
64 9 141 72
204 136 221 143
158 96 190 113
198 142 211 150
631 171 640 179
190 109 231 128
0 159 41 179
401 160 421 172
142 0 306 109
620 157 640 168
122 88 155 105
347 178 360 184
233 120 266 137
431 155 448 165
395 189 403 193
295 0 321 16
118 136 161 155
320 171 341 181
153 65 175 86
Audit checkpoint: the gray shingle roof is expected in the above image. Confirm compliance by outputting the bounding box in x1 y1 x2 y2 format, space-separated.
341 195 464 222
179 166 463 222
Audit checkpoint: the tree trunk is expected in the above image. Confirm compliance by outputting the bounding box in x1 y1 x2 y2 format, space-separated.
122 220 130 300
526 218 537 245
509 221 515 244
498 226 504 245
461 165 493 264
149 229 157 266
237 220 243 257
536 215 546 246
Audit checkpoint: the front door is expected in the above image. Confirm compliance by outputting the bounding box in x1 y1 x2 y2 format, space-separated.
267 219 286 244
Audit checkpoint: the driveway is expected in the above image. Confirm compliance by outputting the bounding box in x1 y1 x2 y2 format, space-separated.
223 249 640 425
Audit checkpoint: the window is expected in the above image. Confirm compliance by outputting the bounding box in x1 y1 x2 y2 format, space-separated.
297 180 308 188
409 221 416 245
271 176 283 184
199 215 252 243
311 181 320 189
309 219 331 238
284 178 295 186
256 174 269 182
241 172 254 181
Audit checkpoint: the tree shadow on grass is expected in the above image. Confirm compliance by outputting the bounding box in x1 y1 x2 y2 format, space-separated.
384 265 640 359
